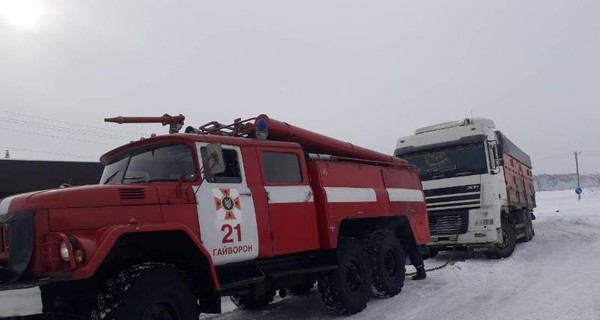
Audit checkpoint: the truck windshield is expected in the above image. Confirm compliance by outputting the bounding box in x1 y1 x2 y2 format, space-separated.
100 144 197 185
401 142 488 181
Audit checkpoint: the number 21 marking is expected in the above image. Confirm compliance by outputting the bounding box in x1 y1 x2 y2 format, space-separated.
221 224 242 244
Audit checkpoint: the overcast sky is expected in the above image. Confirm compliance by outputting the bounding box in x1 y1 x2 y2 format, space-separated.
0 0 598 174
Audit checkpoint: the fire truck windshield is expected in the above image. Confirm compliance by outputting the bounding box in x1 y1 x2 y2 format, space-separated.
401 142 488 181
100 144 197 185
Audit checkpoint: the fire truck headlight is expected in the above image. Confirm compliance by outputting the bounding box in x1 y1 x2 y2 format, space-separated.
59 242 70 262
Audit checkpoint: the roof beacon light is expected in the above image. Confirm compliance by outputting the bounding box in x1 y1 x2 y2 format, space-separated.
255 118 268 140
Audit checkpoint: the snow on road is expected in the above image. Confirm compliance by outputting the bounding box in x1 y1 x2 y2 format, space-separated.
2 189 599 319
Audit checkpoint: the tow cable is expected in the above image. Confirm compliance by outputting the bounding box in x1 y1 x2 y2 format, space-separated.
406 223 462 277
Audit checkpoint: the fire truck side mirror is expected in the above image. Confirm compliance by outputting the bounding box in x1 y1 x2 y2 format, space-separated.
206 143 226 175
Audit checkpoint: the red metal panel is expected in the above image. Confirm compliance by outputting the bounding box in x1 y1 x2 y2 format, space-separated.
308 161 388 249
381 167 430 245
255 146 320 256
503 154 535 209
239 146 274 258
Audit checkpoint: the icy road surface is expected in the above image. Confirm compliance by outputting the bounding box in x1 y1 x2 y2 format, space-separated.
1 189 600 319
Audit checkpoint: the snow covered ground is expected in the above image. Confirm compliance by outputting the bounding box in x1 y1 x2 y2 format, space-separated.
2 188 600 319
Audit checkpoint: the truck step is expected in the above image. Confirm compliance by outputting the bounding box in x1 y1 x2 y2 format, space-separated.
220 275 265 291
268 264 337 278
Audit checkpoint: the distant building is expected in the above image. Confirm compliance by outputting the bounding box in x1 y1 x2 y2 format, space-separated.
0 159 103 199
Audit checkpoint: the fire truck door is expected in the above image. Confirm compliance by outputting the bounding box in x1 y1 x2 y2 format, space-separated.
257 148 320 256
195 143 259 265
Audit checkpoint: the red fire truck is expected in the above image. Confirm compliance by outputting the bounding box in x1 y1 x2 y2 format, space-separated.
0 114 429 319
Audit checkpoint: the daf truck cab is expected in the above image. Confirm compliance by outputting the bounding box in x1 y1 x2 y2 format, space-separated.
395 118 535 258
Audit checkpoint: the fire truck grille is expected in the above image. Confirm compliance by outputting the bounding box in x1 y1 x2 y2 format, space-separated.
428 210 469 236
119 188 146 200
0 224 8 262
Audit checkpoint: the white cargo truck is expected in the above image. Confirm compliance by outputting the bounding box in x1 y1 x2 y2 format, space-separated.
395 118 536 258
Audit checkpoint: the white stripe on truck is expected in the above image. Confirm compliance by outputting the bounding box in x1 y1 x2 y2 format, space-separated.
386 188 425 202
324 187 377 203
265 186 314 204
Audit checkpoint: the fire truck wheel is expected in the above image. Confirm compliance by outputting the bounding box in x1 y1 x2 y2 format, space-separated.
318 238 372 315
90 263 199 320
230 291 275 310
367 230 406 297
484 221 516 259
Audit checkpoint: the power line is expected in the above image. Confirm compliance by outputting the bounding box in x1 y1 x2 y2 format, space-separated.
0 127 119 147
0 109 140 136
0 145 97 160
0 116 136 140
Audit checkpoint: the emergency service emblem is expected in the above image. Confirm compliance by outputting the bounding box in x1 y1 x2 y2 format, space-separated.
213 188 241 220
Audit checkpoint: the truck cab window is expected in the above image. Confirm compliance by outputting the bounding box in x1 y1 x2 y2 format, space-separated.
201 148 242 183
101 144 196 184
261 152 302 183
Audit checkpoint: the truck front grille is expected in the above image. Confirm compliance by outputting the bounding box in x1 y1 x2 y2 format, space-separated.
119 188 146 200
424 184 481 211
428 210 469 236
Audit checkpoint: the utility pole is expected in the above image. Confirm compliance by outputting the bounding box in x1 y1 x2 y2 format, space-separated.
574 151 581 201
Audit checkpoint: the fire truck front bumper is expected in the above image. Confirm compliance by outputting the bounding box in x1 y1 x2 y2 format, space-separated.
0 211 36 290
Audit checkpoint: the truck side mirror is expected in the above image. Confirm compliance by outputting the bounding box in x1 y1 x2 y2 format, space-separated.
206 143 226 174
496 158 504 167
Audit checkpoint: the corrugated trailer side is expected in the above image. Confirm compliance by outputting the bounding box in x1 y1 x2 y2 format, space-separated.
496 131 536 209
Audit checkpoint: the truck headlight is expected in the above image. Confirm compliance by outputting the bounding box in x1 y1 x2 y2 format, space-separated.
475 219 494 226
59 241 70 262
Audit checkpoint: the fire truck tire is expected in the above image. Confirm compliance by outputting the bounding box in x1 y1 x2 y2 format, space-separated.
484 221 516 259
90 263 199 320
318 238 372 315
367 230 406 297
230 291 276 310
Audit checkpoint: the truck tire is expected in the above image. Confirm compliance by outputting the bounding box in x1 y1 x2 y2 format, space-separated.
484 221 516 259
366 230 405 297
230 291 275 310
90 263 199 320
318 238 372 315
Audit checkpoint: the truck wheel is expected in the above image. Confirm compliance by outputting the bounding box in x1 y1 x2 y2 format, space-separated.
484 222 516 259
90 263 199 320
366 230 405 297
318 238 372 315
230 291 275 310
